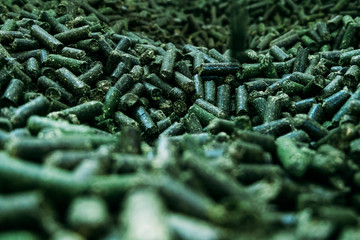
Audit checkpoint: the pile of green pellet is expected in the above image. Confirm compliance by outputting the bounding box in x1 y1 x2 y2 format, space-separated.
1 0 360 239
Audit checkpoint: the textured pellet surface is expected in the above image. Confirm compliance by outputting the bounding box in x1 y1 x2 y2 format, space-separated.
1 0 360 240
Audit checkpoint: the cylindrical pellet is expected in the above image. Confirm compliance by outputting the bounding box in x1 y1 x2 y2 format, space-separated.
133 106 158 136
276 136 311 177
10 95 50 127
204 80 216 104
55 67 90 96
1 78 25 107
235 85 249 115
216 84 231 115
174 71 195 93
160 49 177 80
49 101 103 122
45 54 87 75
30 25 63 52
78 61 103 86
54 25 91 44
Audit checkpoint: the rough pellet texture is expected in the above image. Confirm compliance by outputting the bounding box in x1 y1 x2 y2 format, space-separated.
0 0 360 240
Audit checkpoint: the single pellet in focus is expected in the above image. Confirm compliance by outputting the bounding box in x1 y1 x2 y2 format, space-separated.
31 25 63 52
55 67 90 96
10 95 50 127
1 78 25 107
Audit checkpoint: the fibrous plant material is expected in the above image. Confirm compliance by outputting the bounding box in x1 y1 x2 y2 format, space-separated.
1 0 360 239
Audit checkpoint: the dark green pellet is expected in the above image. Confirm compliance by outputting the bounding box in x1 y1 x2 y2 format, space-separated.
204 80 216 104
192 51 204 74
37 75 74 104
184 113 203 134
301 35 319 51
348 100 360 116
160 49 177 80
25 57 40 80
133 106 158 136
293 45 309 73
11 38 39 51
50 101 103 122
195 99 226 119
118 93 140 112
143 82 162 100
208 48 229 62
343 65 360 88
104 50 122 74
235 85 248 115
269 45 290 62
339 49 360 65
9 65 32 85
174 71 195 93
332 86 360 123
1 19 16 31
78 61 103 86
145 73 172 95
114 37 132 52
45 54 87 75
30 25 63 53
260 54 278 78
110 61 128 81
271 31 300 48
114 73 135 94
160 121 186 137
188 104 217 127
294 114 329 141
173 100 187 117
176 60 192 79
193 74 204 100
55 67 90 96
61 47 86 60
1 78 25 107
76 38 99 52
114 111 139 129
216 84 231 115
67 196 110 238
207 118 235 134
340 23 357 49
10 95 50 128
303 75 326 96
253 118 291 136
252 97 267 124
54 25 91 44
149 108 166 122
295 98 315 114
41 11 68 33
157 117 173 133
228 140 271 164
200 62 240 76
320 75 343 98
239 63 262 78
264 94 289 123
322 88 351 114
245 78 278 92
128 82 146 97
103 87 121 118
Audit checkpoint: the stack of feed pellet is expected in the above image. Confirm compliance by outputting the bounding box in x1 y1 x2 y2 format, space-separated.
1 0 360 239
